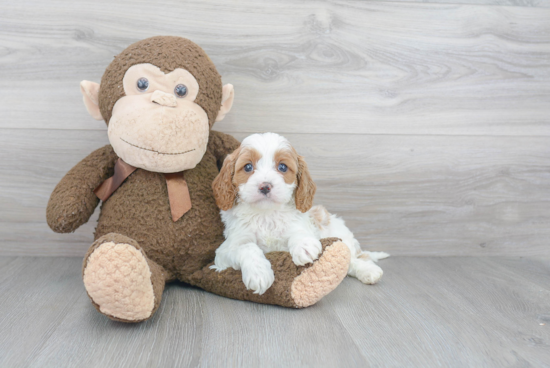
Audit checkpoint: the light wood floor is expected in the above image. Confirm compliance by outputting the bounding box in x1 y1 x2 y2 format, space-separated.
0 256 549 367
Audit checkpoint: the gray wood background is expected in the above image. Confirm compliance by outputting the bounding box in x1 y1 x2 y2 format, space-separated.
1 0 549 256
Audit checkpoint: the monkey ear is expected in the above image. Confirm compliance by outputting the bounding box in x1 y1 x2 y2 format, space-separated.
212 146 240 210
215 84 235 122
80 80 103 121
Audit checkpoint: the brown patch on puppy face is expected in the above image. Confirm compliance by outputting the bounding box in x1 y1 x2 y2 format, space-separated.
233 147 262 187
274 145 316 212
212 146 262 211
274 148 298 185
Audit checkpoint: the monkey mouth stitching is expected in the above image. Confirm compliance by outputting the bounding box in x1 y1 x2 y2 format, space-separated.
120 138 195 156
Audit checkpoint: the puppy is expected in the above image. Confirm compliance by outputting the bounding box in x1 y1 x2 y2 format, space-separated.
211 133 389 295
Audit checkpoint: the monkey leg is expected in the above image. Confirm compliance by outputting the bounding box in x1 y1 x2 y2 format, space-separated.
188 238 350 308
82 233 172 323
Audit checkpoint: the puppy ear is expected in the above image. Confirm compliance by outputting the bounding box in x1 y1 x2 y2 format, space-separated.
212 146 241 210
295 154 316 213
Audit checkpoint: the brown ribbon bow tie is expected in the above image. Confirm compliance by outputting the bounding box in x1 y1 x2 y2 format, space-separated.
94 158 192 222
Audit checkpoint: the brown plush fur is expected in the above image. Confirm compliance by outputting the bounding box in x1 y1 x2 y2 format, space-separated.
188 238 344 308
93 133 234 281
46 145 118 233
46 36 348 322
98 36 222 127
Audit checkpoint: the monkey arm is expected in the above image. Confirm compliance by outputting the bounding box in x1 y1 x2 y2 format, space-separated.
46 145 118 233
208 130 240 169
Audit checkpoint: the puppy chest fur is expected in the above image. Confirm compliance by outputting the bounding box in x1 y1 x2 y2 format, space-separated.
223 204 319 252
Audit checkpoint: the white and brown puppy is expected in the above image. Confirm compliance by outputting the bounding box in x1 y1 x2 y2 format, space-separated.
211 133 388 295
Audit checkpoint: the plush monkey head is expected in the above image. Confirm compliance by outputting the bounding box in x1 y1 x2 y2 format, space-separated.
80 36 234 173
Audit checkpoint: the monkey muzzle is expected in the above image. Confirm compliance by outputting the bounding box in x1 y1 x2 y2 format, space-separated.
151 90 177 107
107 95 210 173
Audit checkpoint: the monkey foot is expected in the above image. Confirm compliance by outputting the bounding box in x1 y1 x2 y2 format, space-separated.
290 240 351 308
83 234 163 322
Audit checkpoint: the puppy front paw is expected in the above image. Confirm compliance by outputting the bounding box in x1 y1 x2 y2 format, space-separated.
355 260 383 285
241 258 275 295
290 237 322 266
209 264 226 272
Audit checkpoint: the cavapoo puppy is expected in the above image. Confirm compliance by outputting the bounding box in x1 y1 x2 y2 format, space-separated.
211 133 388 295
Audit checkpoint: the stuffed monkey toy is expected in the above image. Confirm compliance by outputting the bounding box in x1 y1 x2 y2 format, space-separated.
46 36 350 323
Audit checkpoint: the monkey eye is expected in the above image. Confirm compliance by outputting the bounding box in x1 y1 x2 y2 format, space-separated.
278 163 288 173
136 77 149 92
174 84 188 98
244 163 253 173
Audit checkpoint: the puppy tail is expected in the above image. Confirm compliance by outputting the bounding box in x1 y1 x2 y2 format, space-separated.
358 251 390 262
309 205 331 229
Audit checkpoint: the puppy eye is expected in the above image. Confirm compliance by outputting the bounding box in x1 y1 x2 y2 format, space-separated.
244 163 253 172
174 84 188 98
136 78 149 92
278 163 288 173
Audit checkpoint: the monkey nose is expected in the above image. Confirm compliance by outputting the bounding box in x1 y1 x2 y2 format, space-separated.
151 90 177 107
259 182 272 195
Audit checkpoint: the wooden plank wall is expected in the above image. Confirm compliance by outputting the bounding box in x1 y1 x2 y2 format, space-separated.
1 0 549 256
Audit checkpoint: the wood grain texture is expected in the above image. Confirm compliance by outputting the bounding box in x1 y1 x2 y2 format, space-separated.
2 129 549 257
379 0 550 7
1 0 549 257
1 256 549 367
0 0 549 136
0 257 86 368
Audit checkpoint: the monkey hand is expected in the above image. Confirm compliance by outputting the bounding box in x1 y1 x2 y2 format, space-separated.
46 145 117 233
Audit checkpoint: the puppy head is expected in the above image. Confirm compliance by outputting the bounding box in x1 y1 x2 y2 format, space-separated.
212 133 316 212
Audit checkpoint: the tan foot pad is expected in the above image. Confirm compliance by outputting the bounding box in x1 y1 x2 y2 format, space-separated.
83 242 155 321
291 241 351 308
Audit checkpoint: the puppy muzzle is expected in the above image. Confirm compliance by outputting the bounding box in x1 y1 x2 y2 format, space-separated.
259 182 272 195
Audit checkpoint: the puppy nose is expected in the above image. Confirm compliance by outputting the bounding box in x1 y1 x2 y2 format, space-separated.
259 182 272 195
151 90 177 107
